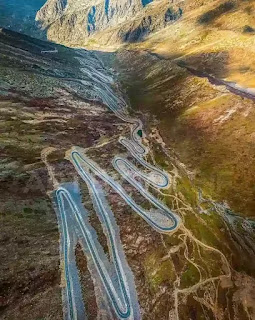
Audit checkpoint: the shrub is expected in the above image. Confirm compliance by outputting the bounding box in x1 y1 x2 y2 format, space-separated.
198 1 235 24
243 25 255 33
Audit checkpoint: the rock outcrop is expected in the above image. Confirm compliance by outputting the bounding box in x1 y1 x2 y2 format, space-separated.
36 0 184 46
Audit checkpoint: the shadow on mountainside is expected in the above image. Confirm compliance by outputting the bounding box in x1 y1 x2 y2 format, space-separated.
197 0 236 25
97 48 255 218
0 28 52 55
97 49 230 116
121 7 183 43
176 51 230 79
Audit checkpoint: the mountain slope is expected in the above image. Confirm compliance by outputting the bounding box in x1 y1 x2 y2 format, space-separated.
2 0 255 319
97 0 255 218
0 28 129 319
1 26 255 320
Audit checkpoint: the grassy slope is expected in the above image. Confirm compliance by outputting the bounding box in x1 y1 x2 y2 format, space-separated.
91 4 255 315
100 0 255 217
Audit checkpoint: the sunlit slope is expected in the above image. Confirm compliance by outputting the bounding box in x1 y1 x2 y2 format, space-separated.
36 0 187 46
100 0 255 217
137 0 255 87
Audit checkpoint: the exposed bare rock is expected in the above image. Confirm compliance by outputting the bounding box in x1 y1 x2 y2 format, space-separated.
36 0 184 46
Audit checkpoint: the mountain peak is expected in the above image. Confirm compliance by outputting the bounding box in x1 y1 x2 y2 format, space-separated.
36 0 183 46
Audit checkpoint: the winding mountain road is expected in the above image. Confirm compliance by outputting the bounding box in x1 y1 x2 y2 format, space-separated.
71 149 180 233
55 110 181 319
53 51 181 319
56 184 137 320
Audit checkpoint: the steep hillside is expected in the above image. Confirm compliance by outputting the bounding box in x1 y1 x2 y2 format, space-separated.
98 0 255 218
0 28 128 319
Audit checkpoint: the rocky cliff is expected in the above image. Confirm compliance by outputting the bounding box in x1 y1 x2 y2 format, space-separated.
36 0 184 46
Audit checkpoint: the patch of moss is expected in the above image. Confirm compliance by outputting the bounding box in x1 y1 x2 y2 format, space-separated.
161 232 181 247
180 263 200 288
144 250 175 292
176 176 197 207
23 207 33 214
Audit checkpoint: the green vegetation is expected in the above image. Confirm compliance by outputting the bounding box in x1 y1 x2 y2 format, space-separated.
176 176 197 207
144 250 175 292
180 263 200 288
151 145 172 170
